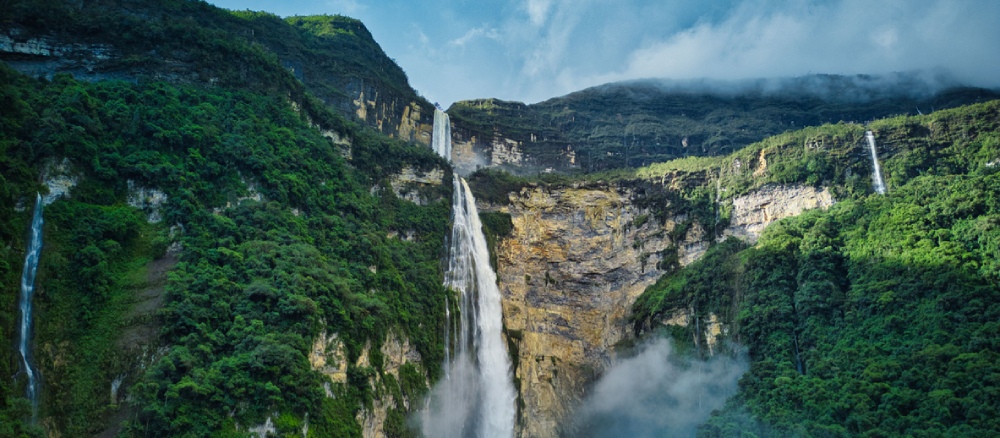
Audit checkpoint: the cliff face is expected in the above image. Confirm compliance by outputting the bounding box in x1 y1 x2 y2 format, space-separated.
724 184 835 243
348 83 434 146
492 180 835 437
494 185 672 437
310 331 423 438
452 125 537 175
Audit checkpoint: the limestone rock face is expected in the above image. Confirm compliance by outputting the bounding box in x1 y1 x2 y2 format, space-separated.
350 87 433 147
396 101 434 146
388 165 446 205
0 33 116 81
494 181 836 437
127 181 169 223
452 126 527 176
496 184 679 437
358 333 423 438
724 184 835 243
309 330 422 438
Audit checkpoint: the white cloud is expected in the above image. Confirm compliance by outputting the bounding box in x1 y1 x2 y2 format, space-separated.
563 0 1000 94
449 26 500 47
524 0 554 26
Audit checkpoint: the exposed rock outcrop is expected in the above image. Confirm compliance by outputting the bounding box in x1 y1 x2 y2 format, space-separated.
309 331 423 438
388 165 446 205
723 184 835 243
452 126 528 176
495 184 676 437
127 181 168 223
493 180 836 437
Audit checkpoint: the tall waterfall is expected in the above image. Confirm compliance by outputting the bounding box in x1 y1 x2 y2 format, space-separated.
18 193 43 422
865 131 887 195
422 113 516 438
433 109 452 160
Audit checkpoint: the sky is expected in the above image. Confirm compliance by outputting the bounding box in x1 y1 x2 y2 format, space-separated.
206 0 1000 108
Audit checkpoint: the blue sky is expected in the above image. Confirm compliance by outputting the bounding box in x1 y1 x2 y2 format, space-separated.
206 0 1000 108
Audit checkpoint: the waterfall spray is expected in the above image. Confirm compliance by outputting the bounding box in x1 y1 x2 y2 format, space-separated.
18 193 44 423
422 112 516 437
865 131 887 195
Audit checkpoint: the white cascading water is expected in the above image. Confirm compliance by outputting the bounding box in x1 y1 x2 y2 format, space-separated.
433 109 452 161
18 193 44 423
421 112 516 438
865 131 887 195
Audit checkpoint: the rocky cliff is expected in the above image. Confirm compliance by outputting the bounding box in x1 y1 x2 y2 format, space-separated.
490 179 836 437
452 123 536 175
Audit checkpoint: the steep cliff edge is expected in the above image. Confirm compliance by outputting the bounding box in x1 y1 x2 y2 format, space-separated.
490 178 835 436
475 102 987 435
489 100 1000 436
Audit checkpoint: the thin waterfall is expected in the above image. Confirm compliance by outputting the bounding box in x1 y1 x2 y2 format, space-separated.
433 109 452 161
18 193 43 423
865 131 887 195
422 112 516 438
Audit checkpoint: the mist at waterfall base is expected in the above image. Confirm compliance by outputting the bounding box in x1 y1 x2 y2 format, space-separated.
418 111 516 437
569 338 747 437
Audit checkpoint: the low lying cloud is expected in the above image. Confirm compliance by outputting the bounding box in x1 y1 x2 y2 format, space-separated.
615 2 989 79
543 0 1000 102
207 0 1000 107
567 338 747 437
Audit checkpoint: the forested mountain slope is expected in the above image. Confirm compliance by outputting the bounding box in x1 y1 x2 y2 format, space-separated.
2 1 999 437
448 75 999 174
0 28 446 438
1 0 435 143
625 100 1000 437
1 1 455 435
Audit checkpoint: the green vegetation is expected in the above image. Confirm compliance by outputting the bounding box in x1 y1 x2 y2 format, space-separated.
0 61 448 435
449 79 999 173
630 100 1000 436
1 0 430 136
3 2 1000 437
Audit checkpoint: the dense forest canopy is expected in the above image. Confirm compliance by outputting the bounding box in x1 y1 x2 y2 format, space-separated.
1 0 999 437
629 101 1000 437
0 62 448 436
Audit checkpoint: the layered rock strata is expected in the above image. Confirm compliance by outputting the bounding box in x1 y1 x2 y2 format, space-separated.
493 181 835 437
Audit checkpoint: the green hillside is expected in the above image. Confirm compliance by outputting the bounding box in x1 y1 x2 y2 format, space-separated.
1 0 432 138
0 50 445 438
2 1 999 437
449 76 999 173
626 101 1000 436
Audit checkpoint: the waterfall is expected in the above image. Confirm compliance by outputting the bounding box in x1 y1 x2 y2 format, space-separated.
18 193 43 423
422 113 515 438
433 109 452 160
865 131 887 195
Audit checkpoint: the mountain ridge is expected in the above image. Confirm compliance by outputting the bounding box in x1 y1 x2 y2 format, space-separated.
447 73 999 174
